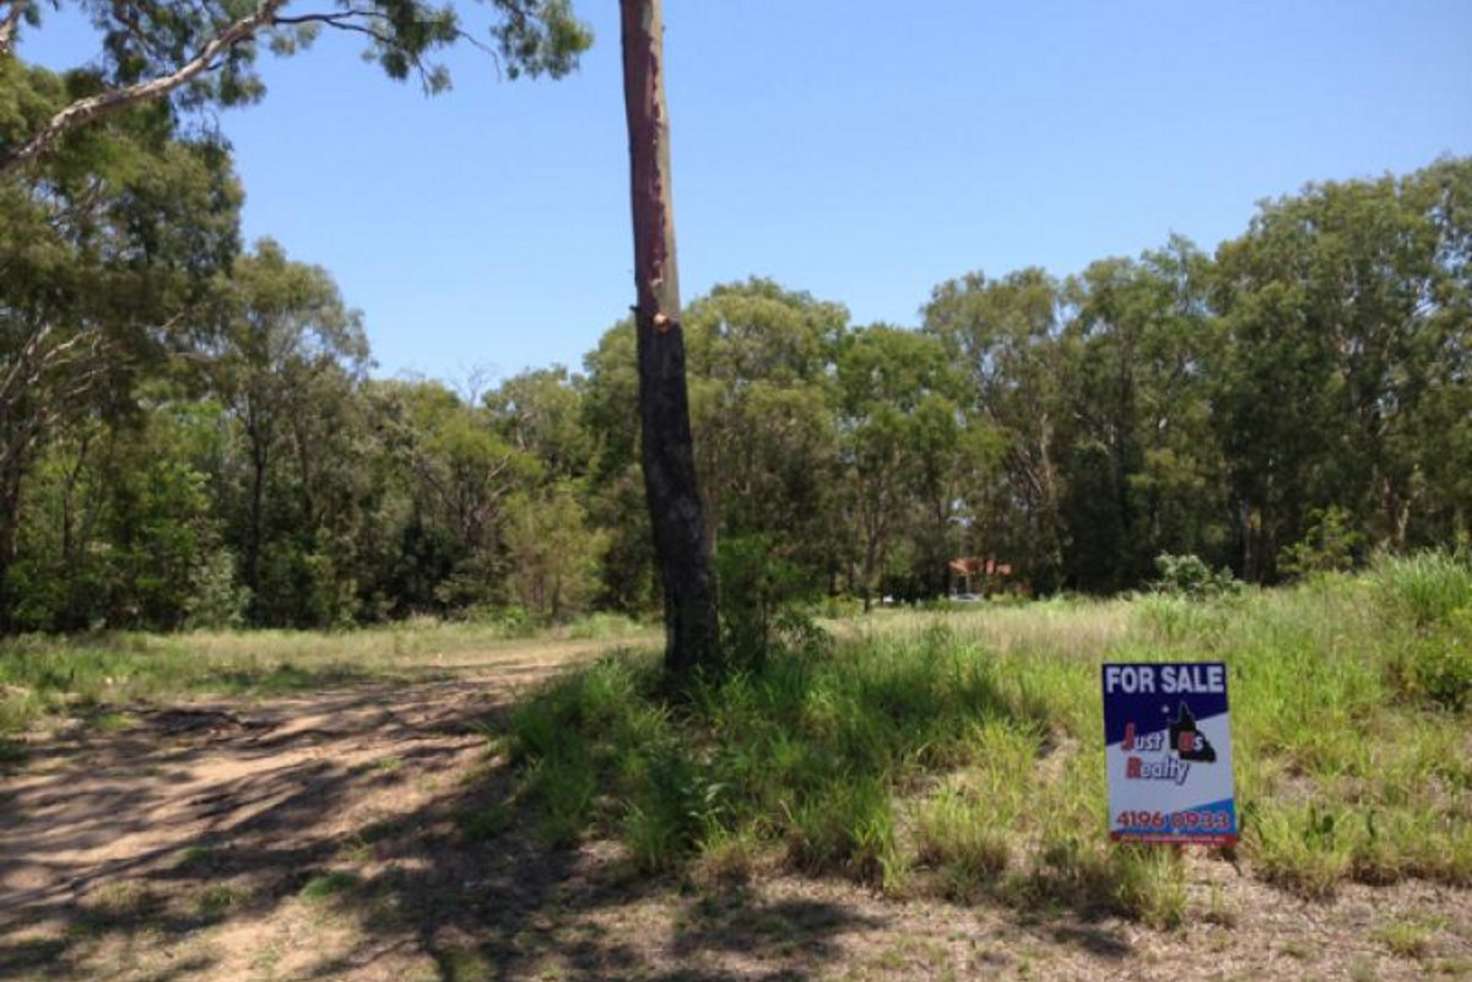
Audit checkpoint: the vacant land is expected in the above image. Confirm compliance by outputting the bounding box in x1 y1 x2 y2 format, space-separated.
2 560 1470 980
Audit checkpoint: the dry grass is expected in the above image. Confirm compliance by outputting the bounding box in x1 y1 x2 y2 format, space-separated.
0 618 658 733
3 557 1471 979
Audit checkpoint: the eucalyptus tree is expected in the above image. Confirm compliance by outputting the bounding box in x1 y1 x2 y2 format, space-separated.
204 238 367 620
835 324 955 608
0 0 590 175
484 365 592 484
1212 159 1472 577
682 279 847 571
618 0 716 674
0 73 241 628
923 269 1072 591
1061 238 1226 590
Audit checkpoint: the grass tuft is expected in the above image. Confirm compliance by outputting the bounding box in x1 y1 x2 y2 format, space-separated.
299 870 358 901
501 560 1471 920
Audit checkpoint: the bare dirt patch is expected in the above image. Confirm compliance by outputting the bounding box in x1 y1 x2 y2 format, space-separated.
2 641 1469 980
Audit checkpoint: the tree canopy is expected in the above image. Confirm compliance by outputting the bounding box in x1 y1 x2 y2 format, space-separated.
2 87 1469 633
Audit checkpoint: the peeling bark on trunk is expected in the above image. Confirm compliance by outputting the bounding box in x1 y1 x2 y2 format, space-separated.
619 0 718 676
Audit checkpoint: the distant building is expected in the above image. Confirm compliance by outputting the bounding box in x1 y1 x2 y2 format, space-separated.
947 556 1018 597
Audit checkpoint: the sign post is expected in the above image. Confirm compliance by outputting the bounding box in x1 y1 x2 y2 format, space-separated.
1102 662 1237 845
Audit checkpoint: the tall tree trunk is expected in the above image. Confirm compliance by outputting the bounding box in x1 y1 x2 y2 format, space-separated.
246 439 267 610
619 0 719 676
0 464 20 633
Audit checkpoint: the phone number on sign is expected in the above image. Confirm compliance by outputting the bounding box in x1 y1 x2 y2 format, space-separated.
1116 809 1232 832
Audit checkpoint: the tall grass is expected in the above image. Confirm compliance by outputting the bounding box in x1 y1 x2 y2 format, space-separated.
502 553 1472 925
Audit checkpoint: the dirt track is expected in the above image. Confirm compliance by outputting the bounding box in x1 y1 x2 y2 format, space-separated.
0 643 594 979
1 641 1468 980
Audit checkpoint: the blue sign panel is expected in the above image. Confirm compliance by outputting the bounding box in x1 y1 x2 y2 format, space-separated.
1102 662 1237 844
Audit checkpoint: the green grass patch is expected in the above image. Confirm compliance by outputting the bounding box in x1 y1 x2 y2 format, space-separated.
298 870 358 901
196 883 246 918
457 803 512 842
1373 915 1446 960
502 556 1471 924
0 735 27 770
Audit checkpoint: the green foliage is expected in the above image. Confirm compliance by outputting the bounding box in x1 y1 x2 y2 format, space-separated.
715 534 825 672
502 482 608 623
913 787 1012 900
1280 506 1364 578
1388 610 1472 712
1151 552 1241 599
185 548 249 630
510 626 1047 888
298 871 358 901
3 2 591 150
5 129 1472 648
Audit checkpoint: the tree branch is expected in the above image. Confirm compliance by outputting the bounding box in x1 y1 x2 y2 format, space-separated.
0 0 28 59
0 0 289 178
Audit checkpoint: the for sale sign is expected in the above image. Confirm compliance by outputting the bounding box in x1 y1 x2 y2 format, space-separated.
1102 662 1237 845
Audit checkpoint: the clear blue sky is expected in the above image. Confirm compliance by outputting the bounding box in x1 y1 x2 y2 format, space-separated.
21 1 1472 384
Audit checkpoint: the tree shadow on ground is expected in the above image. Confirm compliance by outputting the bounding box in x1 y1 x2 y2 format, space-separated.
0 659 1138 980
0 667 891 980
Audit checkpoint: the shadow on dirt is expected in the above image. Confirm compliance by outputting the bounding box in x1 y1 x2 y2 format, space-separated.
0 661 1137 980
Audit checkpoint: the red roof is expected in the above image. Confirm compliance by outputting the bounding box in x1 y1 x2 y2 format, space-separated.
948 557 1013 577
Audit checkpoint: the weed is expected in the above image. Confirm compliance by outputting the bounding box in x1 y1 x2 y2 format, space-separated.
1373 551 1472 628
913 788 1011 900
458 803 512 842
690 824 765 887
299 870 358 901
562 612 647 641
1203 882 1237 927
435 946 493 982
196 883 244 918
1248 803 1354 899
1349 957 1380 982
1111 846 1187 929
1374 917 1441 959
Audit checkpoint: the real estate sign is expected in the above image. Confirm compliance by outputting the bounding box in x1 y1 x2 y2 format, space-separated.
1102 662 1237 845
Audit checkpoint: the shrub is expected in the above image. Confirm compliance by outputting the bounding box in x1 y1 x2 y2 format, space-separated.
185 548 249 630
1390 615 1472 712
460 604 535 636
716 534 826 672
1151 552 1241 600
1279 506 1363 578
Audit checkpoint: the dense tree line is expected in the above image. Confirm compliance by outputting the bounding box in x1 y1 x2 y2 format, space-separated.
3 62 1468 631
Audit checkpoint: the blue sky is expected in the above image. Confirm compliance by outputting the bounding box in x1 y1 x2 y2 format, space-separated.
21 1 1472 384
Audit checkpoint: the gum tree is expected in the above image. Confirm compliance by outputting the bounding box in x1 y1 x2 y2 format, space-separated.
618 0 718 674
0 0 591 176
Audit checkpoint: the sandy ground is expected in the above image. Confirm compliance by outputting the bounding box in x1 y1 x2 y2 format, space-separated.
1 640 1468 981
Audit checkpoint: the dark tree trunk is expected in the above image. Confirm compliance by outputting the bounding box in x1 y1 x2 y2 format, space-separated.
246 437 267 609
0 469 19 634
619 0 719 676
